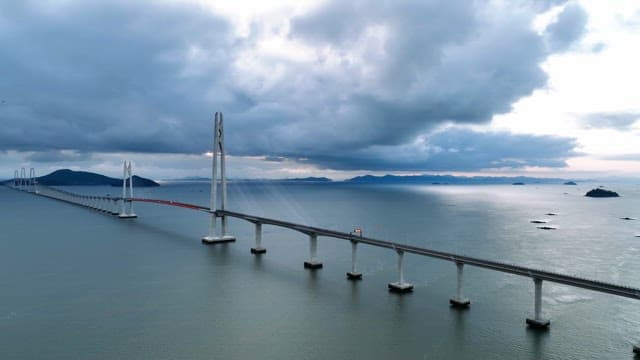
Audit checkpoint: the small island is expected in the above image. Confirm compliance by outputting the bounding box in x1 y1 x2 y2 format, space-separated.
564 181 577 185
585 188 619 198
512 182 525 185
537 226 557 230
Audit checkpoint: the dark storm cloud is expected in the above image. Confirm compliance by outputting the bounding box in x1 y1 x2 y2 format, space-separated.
0 0 235 154
0 0 585 172
580 112 640 130
297 128 578 171
25 150 92 163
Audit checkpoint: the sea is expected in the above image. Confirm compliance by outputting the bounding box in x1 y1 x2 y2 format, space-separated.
1 181 640 359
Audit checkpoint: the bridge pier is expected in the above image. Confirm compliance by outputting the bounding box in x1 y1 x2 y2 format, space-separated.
304 233 322 269
20 167 26 191
29 168 38 193
347 240 362 280
526 278 550 328
251 222 266 254
99 197 108 213
219 216 235 242
450 262 470 307
388 249 413 293
111 198 119 215
202 214 229 244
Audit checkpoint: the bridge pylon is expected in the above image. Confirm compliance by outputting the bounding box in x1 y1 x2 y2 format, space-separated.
29 168 39 194
118 160 137 219
202 112 235 244
19 167 26 191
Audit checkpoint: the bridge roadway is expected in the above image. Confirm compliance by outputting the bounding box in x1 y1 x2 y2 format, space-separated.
12 184 640 301
216 209 640 300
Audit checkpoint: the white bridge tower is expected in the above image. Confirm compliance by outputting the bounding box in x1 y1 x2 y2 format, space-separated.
118 160 137 219
202 112 235 244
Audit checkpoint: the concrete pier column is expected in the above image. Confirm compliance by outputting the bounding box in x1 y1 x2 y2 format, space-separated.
119 161 127 216
128 170 136 217
202 120 219 244
304 233 322 269
251 222 266 254
110 198 119 215
218 215 235 242
202 112 234 244
221 216 228 238
118 161 137 219
450 262 470 307
218 114 234 242
20 168 26 191
388 249 413 293
29 168 37 193
347 240 362 280
526 278 550 328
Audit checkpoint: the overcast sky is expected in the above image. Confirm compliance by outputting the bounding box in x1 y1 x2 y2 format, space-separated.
1 0 639 180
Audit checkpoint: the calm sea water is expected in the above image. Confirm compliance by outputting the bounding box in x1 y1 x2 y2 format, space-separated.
2 182 640 359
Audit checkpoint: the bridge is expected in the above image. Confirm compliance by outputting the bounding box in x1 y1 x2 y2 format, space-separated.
6 111 640 355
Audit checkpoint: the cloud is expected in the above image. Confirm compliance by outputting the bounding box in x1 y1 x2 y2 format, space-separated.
296 127 578 171
601 154 640 161
543 2 589 52
580 112 640 130
0 0 235 154
0 0 587 174
25 150 93 163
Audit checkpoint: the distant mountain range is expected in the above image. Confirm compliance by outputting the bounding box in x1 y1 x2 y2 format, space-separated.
166 174 576 184
345 174 574 185
3 169 584 187
23 169 159 187
167 176 332 183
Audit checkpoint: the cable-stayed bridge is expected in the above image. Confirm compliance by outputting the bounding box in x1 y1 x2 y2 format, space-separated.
6 112 640 355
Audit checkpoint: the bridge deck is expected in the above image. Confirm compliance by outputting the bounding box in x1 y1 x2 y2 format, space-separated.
217 209 640 300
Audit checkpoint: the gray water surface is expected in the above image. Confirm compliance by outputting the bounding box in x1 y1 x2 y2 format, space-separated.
1 182 639 359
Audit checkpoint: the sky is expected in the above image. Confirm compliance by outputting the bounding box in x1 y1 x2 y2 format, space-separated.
1 0 639 180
